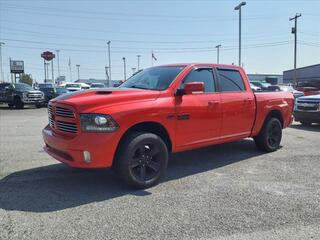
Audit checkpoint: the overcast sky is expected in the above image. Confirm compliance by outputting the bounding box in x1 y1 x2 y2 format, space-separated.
0 0 319 82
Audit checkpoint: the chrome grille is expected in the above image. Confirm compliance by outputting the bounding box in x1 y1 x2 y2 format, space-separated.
56 106 75 118
296 100 320 112
57 121 77 133
48 104 54 128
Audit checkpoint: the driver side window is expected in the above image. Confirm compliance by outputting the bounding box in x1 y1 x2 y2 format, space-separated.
180 68 215 93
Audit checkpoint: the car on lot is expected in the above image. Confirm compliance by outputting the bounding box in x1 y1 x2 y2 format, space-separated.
90 83 106 89
250 83 262 92
43 63 294 188
250 81 272 91
64 83 90 92
297 87 320 96
0 82 45 109
39 84 70 103
278 85 304 99
294 94 320 125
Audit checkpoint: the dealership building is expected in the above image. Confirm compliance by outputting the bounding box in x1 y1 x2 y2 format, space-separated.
283 64 320 88
247 74 283 84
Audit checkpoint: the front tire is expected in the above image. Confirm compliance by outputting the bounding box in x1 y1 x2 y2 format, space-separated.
14 96 24 109
254 117 282 152
115 132 168 188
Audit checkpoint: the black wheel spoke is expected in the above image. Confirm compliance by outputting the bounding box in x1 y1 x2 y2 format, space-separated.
139 165 146 180
130 157 140 169
147 160 160 172
149 147 160 157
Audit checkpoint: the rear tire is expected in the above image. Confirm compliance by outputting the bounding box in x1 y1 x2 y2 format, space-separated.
14 96 24 109
114 132 168 188
254 117 282 152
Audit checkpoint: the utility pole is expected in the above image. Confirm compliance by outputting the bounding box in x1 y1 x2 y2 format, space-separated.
0 42 4 82
122 57 126 81
105 66 110 86
234 2 246 66
215 44 221 64
290 13 302 86
107 41 111 83
76 64 80 81
56 50 60 83
137 54 141 71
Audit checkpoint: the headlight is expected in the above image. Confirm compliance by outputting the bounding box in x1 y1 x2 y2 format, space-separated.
80 114 119 132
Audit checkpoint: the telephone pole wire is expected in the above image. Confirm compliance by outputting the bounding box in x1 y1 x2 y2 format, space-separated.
290 13 302 86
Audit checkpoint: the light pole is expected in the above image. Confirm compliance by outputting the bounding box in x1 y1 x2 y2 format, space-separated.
105 66 110 85
55 49 60 83
76 64 80 81
0 42 4 82
137 54 141 71
107 41 111 82
132 67 136 75
215 44 221 64
234 1 246 66
122 57 126 81
290 13 302 86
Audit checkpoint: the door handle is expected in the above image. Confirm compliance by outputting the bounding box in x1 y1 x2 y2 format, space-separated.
208 100 219 106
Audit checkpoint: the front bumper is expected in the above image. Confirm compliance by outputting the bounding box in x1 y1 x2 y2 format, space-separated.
42 125 121 168
22 98 45 104
293 111 320 123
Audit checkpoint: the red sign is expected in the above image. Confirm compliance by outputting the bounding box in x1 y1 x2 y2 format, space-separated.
41 51 55 61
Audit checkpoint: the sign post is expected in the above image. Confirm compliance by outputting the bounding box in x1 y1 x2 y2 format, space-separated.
41 51 55 83
10 60 24 83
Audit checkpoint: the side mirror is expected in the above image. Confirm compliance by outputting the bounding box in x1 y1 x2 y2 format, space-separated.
184 82 205 94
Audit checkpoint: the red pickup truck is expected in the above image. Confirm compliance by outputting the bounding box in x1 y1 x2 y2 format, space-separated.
43 64 294 188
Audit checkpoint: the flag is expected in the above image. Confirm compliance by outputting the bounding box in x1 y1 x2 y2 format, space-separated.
152 52 157 61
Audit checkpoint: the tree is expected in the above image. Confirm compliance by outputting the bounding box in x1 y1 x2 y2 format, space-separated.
20 74 33 86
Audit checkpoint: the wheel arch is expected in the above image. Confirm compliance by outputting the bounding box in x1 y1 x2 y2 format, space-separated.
114 121 173 163
265 109 284 128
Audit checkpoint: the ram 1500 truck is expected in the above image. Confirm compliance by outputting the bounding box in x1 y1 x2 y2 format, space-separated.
43 64 294 188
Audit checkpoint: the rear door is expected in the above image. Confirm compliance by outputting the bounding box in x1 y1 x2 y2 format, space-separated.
217 68 255 139
175 67 222 148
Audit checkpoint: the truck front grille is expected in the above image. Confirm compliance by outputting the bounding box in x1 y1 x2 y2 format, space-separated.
48 103 78 134
56 106 75 118
296 100 320 112
57 121 77 133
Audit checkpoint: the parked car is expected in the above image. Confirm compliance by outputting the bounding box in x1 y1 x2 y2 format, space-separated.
250 83 262 92
294 94 320 125
296 87 320 96
38 83 57 103
90 83 106 89
250 81 271 91
43 64 294 188
63 82 90 92
278 85 304 99
0 82 45 109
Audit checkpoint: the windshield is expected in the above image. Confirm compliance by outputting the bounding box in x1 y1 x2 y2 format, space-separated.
14 83 33 91
66 84 80 88
38 83 53 89
120 66 185 90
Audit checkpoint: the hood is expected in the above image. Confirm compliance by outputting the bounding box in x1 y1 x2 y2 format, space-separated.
51 88 160 112
297 94 320 101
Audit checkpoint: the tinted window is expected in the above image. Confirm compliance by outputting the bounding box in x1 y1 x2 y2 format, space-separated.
0 83 10 90
181 68 215 93
14 83 33 91
120 66 185 90
218 69 245 92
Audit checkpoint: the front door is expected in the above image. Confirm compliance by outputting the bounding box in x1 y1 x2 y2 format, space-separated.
175 67 222 148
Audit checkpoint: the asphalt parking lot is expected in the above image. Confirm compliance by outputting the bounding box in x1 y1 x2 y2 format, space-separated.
0 104 320 240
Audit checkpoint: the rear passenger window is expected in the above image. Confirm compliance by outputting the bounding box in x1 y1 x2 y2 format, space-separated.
218 69 245 92
181 68 215 93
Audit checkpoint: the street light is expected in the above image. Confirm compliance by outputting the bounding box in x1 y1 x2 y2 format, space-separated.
122 57 126 81
76 64 80 81
234 1 246 66
215 44 221 64
137 54 141 71
132 67 136 75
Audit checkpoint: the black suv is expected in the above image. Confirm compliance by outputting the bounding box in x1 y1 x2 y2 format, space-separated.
0 82 45 109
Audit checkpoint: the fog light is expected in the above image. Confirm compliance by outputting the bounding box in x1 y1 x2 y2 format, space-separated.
83 151 91 163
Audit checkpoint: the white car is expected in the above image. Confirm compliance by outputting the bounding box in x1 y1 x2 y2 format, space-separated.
63 83 90 92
